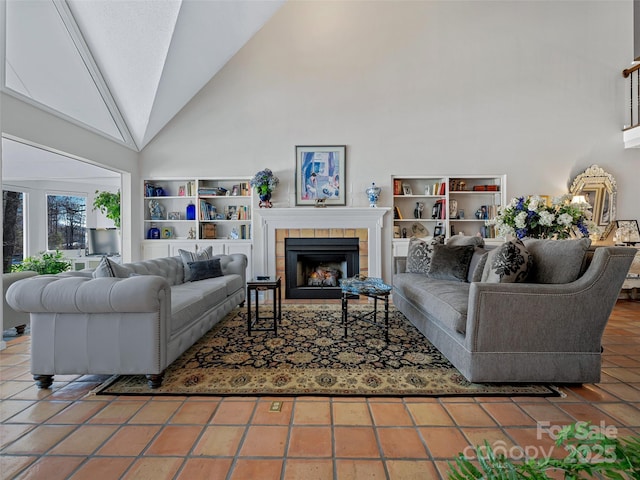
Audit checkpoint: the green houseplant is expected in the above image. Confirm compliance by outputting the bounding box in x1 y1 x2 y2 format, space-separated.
93 190 121 228
11 250 71 274
448 422 640 479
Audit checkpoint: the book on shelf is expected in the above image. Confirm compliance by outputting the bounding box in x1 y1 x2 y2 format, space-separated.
439 182 446 195
393 179 402 196
199 200 217 220
186 181 196 196
393 206 403 219
239 182 250 196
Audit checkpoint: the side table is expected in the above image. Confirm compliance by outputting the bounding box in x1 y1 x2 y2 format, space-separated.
247 277 282 336
340 276 392 343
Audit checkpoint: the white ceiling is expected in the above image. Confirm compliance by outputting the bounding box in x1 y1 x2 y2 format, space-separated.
3 0 285 151
2 0 284 184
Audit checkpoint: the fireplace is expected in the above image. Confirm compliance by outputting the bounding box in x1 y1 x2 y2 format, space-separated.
285 238 359 299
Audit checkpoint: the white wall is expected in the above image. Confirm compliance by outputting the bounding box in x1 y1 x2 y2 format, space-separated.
140 0 639 280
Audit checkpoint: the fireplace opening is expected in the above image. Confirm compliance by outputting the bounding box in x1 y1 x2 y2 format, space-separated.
285 238 359 299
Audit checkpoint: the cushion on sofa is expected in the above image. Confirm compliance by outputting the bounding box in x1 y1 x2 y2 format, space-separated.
393 273 470 334
179 246 214 282
170 282 227 334
522 237 591 284
481 239 532 283
406 235 445 274
92 257 132 278
471 251 489 283
427 244 475 282
187 258 223 282
446 234 485 248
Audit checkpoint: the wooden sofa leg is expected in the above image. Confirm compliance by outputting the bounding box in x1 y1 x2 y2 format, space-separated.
15 324 26 335
34 374 54 389
146 374 164 389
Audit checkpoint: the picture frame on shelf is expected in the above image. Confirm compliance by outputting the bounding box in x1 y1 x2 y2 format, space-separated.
161 227 173 239
178 185 186 196
231 185 239 196
615 220 640 244
168 212 181 220
433 225 443 237
402 183 413 195
458 209 465 219
295 145 346 206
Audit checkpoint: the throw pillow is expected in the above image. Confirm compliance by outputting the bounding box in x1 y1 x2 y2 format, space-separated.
427 244 475 282
92 257 132 278
471 252 489 283
522 237 591 284
446 234 485 248
406 235 445 274
179 246 214 282
187 258 223 282
481 239 532 283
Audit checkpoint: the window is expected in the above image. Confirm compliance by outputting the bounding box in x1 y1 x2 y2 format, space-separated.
47 194 87 251
3 190 24 273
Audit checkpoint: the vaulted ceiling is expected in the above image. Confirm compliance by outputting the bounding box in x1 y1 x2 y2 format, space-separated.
3 0 285 152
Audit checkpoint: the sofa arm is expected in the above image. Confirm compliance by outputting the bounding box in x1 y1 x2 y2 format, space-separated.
465 246 635 353
6 275 171 314
220 253 248 283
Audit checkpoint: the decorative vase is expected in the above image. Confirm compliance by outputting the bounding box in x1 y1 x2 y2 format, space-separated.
147 224 160 239
186 202 196 220
365 182 381 207
259 191 272 208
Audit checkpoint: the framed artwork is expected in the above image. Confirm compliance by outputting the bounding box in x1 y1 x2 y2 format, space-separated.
402 183 413 195
433 226 444 237
168 211 181 220
616 220 640 243
295 145 346 206
161 227 173 239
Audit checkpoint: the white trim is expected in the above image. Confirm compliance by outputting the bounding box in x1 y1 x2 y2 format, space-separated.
257 207 390 280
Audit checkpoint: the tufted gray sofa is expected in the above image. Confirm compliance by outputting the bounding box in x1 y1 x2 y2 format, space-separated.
6 254 247 389
393 242 635 384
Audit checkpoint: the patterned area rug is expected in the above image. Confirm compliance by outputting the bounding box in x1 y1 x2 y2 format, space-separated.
96 305 557 397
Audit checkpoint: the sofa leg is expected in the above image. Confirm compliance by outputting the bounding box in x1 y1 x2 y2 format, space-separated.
239 301 245 307
146 374 164 389
15 324 26 335
34 374 54 389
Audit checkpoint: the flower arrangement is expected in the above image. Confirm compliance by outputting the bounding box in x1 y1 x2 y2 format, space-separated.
250 168 279 196
488 194 597 240
250 168 279 207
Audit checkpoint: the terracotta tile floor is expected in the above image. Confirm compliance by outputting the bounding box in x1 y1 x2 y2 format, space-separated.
1 299 639 479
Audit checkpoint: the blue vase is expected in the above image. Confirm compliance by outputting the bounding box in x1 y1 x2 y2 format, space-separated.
186 203 196 220
148 225 160 239
259 192 272 208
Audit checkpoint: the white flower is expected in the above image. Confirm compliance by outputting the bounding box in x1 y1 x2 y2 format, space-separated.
528 196 542 212
538 210 555 226
557 213 573 226
515 211 528 229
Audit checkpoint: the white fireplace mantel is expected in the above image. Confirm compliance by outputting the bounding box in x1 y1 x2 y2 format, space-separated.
256 207 391 279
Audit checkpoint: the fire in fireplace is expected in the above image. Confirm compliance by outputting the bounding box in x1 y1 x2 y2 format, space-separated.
285 238 359 299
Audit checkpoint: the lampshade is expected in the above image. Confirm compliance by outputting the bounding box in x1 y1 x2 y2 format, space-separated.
571 195 590 206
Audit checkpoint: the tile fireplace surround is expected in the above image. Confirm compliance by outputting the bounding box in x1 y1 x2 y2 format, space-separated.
256 208 390 287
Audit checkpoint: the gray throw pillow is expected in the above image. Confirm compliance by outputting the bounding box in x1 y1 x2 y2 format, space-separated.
427 244 475 282
471 252 489 283
187 258 223 282
523 237 591 284
179 246 214 282
446 235 485 248
406 235 445 274
481 239 532 283
92 257 132 278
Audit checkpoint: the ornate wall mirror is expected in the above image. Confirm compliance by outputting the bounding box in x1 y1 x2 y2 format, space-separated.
570 164 617 240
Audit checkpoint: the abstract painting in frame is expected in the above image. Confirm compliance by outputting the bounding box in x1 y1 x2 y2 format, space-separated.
295 145 346 206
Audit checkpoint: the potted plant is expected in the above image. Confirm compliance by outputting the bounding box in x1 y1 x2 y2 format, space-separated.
250 169 279 208
93 190 121 228
10 250 71 274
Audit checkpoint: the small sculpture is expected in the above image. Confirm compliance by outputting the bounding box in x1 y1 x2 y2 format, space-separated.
187 227 196 239
149 199 165 220
414 202 424 219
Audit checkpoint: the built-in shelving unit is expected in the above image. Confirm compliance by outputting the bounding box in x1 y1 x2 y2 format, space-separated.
391 174 506 257
141 177 254 278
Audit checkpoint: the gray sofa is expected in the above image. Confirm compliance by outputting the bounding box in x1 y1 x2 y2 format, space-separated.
393 238 635 384
6 253 247 389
